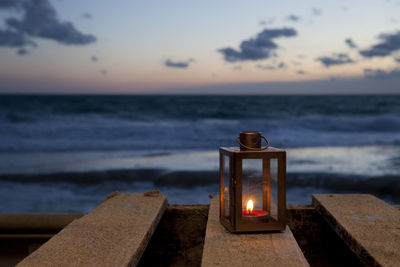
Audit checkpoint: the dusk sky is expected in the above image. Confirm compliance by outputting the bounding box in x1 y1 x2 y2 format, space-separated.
1 0 400 94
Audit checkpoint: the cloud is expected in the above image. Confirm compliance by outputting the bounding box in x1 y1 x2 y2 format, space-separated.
317 53 354 67
345 38 357 49
364 68 400 79
256 61 287 70
256 64 275 70
17 48 28 55
359 31 400 58
287 15 300 22
277 62 287 69
297 70 305 75
91 56 98 62
259 18 274 26
0 29 36 47
0 0 96 53
165 59 189 68
395 57 400 62
5 0 96 45
82 13 92 19
0 0 23 8
100 69 108 75
233 66 242 70
218 28 297 62
312 8 322 16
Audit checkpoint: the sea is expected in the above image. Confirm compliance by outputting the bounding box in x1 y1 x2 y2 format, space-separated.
0 95 399 212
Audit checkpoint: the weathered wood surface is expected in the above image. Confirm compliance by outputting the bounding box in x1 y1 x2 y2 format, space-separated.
313 194 400 267
17 193 167 267
201 197 309 267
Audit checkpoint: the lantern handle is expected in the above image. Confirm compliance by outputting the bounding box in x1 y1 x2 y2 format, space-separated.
237 135 270 151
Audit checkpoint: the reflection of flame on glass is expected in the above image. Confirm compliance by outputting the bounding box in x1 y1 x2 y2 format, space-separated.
224 187 228 193
246 200 254 215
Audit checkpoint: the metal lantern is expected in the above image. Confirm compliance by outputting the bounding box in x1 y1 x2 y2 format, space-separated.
219 131 286 233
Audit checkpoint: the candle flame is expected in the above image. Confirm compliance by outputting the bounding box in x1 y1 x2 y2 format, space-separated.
246 200 254 215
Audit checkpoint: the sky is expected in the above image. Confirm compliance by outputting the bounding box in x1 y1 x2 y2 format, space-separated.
0 0 400 94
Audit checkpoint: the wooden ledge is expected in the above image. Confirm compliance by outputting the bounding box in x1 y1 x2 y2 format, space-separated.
17 193 167 267
201 197 309 267
313 194 400 267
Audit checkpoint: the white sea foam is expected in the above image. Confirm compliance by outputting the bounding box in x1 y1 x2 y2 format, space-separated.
1 95 399 211
1 145 399 177
0 146 399 212
287 146 400 177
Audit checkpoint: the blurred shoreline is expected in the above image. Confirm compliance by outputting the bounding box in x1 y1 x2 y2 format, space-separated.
1 95 399 212
1 145 399 176
0 145 399 212
0 168 398 213
1 168 399 200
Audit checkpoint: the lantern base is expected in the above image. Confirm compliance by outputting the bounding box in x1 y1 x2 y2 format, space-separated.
241 210 268 217
220 215 286 233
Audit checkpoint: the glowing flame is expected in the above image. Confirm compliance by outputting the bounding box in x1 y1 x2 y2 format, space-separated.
246 200 254 215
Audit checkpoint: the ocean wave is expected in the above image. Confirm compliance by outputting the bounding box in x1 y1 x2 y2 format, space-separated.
287 172 400 203
1 95 400 119
2 112 36 123
1 169 399 194
291 114 400 133
1 95 400 152
0 170 398 206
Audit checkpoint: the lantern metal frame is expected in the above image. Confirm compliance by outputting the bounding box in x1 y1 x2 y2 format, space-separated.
219 147 286 233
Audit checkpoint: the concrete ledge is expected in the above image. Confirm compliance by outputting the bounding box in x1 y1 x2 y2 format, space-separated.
17 193 167 267
313 194 400 267
0 214 83 234
201 197 309 267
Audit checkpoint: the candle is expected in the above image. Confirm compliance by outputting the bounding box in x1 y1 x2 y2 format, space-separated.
242 209 268 216
242 199 268 217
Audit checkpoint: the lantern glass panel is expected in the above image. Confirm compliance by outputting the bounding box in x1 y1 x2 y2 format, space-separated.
270 158 278 220
223 155 230 218
241 159 266 216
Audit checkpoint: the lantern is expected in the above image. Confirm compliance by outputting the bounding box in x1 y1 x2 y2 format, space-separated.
219 131 286 233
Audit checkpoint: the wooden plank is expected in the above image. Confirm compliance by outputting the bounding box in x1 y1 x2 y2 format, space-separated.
312 194 400 267
201 197 309 267
17 193 167 267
